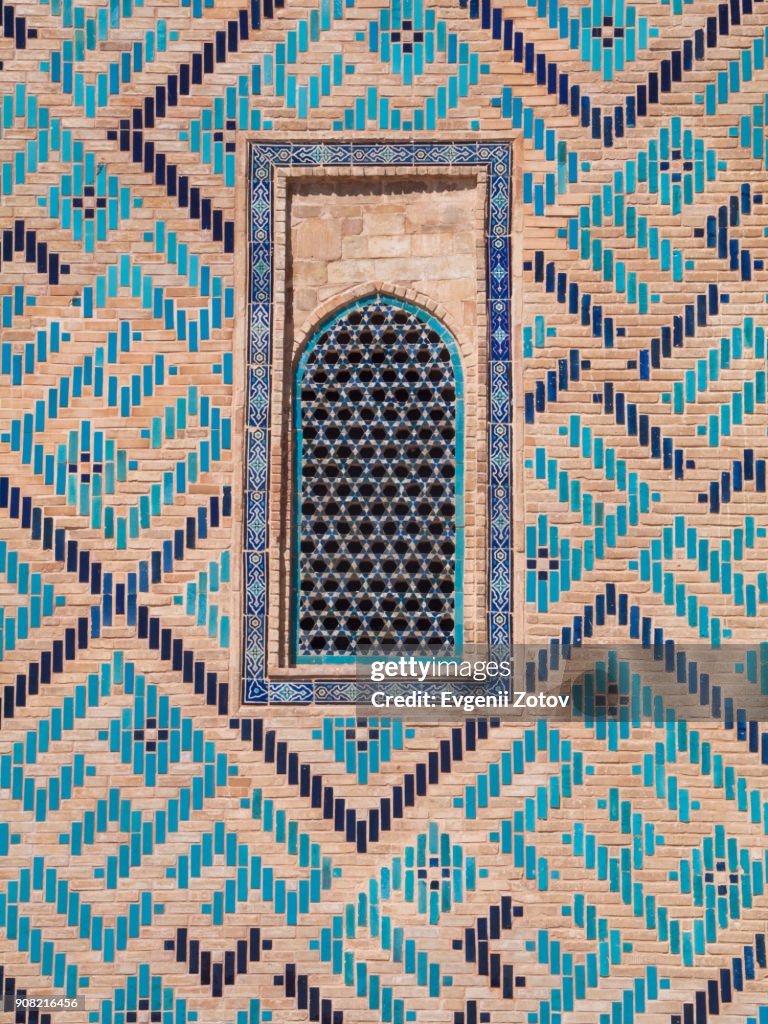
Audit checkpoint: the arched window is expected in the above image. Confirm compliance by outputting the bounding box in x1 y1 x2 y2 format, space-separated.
292 295 464 663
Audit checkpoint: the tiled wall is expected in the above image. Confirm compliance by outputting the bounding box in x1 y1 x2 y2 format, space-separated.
1 0 768 1020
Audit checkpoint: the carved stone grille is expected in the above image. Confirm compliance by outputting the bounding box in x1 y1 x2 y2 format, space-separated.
293 297 462 661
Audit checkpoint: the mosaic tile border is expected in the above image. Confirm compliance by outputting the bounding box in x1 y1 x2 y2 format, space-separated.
243 141 513 704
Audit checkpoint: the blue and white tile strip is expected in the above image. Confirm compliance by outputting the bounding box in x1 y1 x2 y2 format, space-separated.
244 141 512 704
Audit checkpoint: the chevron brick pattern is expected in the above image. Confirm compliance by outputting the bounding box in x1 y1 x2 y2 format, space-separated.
1 0 768 1020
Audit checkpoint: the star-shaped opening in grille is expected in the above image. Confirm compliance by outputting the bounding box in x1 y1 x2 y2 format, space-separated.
294 297 462 660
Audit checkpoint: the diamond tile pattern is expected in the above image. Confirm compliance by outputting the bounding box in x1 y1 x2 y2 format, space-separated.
1 0 768 1021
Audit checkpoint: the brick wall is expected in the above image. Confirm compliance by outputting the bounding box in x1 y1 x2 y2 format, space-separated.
1 0 768 1020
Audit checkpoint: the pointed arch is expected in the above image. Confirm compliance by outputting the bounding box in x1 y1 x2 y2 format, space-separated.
293 282 464 365
291 293 465 663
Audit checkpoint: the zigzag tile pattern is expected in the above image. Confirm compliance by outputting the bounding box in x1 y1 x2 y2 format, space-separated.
1 0 768 1020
